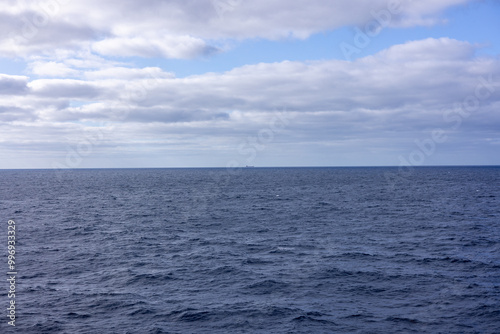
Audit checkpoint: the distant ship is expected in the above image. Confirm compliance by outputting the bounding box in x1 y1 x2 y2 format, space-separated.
245 165 255 168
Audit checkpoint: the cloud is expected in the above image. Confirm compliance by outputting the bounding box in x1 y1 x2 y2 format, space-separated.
0 105 36 122
29 61 80 77
0 74 29 95
396 0 470 26
0 0 475 59
2 1 498 168
7 38 500 125
84 67 174 80
0 9 99 58
374 37 476 61
28 79 103 99
92 35 217 59
1 37 498 167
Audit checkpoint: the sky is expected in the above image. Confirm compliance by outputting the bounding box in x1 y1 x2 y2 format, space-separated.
0 0 499 169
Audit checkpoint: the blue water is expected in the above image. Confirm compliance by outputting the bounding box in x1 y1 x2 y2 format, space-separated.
1 167 499 333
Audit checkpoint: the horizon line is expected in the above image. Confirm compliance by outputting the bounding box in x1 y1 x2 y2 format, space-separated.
1 164 500 171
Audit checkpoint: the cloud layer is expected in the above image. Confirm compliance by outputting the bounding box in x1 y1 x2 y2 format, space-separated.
1 37 499 167
1 0 471 58
1 0 499 168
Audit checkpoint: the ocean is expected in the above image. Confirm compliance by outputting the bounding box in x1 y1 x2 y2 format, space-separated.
1 167 499 333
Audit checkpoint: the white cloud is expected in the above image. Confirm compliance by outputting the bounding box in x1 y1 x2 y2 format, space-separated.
373 37 475 61
0 0 475 59
5 38 500 126
92 35 217 59
28 79 103 99
388 0 470 27
84 67 174 80
29 61 80 77
2 1 498 168
1 37 498 167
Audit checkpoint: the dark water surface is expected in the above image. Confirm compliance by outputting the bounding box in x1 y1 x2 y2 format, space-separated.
1 167 499 333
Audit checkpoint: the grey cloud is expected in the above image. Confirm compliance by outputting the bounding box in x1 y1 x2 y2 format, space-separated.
0 10 101 57
0 105 36 122
0 75 29 95
125 108 230 124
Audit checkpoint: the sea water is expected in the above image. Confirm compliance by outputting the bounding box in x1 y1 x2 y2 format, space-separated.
0 167 499 333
